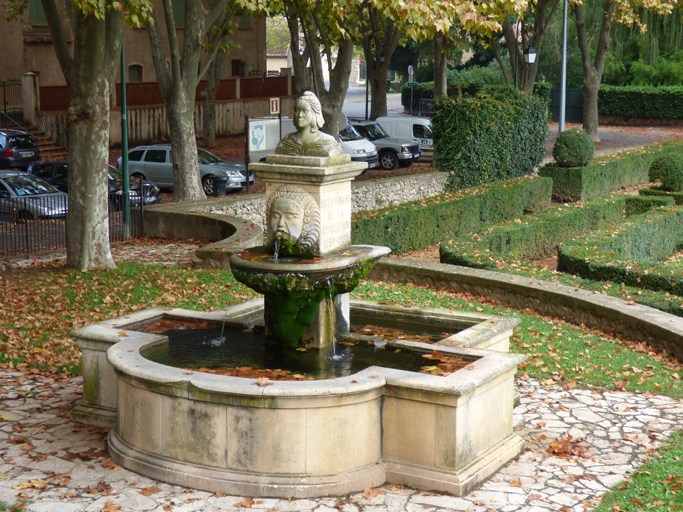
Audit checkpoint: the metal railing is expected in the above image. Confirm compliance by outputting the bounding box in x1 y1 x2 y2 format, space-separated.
0 191 144 258
419 99 434 116
36 108 69 150
0 111 29 132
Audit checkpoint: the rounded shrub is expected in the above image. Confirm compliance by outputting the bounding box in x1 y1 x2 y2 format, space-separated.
552 129 595 168
649 153 683 191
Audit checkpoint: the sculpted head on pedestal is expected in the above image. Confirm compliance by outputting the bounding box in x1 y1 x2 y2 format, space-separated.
275 91 342 157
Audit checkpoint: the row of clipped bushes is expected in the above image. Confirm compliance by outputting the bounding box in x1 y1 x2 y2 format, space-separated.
558 205 683 294
401 81 553 113
351 176 552 254
433 88 549 191
598 86 683 119
539 141 683 202
438 195 669 270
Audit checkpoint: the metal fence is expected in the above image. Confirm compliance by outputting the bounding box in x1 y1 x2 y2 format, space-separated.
0 193 144 258
0 80 22 123
549 87 584 123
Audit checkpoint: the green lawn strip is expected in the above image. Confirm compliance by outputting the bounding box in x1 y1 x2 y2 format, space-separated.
351 280 683 399
0 262 257 373
594 430 683 512
0 503 27 512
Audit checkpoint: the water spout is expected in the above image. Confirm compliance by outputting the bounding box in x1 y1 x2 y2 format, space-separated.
273 238 281 259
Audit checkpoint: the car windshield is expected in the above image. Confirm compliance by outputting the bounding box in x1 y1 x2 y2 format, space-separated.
354 123 387 141
197 148 223 164
9 136 37 149
414 124 433 139
108 165 123 181
2 174 59 196
339 124 363 142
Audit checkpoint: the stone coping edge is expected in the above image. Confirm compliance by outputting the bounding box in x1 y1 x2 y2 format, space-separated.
106 324 523 399
370 258 683 361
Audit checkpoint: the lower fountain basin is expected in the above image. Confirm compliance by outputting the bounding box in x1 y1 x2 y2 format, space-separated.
72 300 525 498
230 245 392 348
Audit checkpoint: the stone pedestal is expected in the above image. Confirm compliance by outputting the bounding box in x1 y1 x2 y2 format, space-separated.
242 154 369 349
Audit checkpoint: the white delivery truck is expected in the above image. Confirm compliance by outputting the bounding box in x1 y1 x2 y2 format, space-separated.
375 115 433 157
247 117 378 168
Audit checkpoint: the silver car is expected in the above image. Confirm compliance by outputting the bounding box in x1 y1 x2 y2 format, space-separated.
116 145 253 195
0 170 68 222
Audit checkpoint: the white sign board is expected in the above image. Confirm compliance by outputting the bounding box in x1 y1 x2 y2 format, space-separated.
269 97 280 115
248 118 281 152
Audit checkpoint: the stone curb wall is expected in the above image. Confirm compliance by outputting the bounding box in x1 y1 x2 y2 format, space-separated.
370 259 683 361
178 171 448 232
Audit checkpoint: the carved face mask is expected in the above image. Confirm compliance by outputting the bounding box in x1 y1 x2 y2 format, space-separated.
270 196 304 242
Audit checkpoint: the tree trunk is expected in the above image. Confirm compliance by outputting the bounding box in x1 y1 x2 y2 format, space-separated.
63 9 119 270
433 34 448 99
575 1 618 142
201 53 225 147
370 65 388 120
168 92 204 201
582 77 601 141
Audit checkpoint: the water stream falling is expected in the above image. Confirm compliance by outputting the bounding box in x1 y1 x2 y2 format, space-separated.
273 238 281 259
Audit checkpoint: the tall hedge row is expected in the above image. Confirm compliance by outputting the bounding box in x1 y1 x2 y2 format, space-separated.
432 89 549 191
351 177 552 254
598 86 683 119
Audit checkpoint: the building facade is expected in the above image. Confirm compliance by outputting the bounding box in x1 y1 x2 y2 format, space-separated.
0 0 266 86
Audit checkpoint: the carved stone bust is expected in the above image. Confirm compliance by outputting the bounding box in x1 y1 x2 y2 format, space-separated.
267 185 321 256
275 91 343 158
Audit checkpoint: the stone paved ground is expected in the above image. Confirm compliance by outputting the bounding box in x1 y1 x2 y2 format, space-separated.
0 369 681 512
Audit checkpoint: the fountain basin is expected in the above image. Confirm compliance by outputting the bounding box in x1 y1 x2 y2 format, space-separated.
72 300 524 497
230 245 391 348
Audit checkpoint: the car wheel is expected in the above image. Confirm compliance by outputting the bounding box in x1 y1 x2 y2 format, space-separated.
398 160 413 168
379 152 398 170
202 176 215 196
130 172 145 183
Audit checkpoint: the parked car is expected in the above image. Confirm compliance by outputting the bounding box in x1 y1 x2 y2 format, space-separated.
0 170 67 222
116 145 253 196
339 124 379 168
247 118 379 169
348 119 421 170
0 130 41 171
28 161 162 208
375 116 433 156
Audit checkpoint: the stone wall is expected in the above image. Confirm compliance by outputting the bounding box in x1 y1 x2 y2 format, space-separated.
186 171 448 231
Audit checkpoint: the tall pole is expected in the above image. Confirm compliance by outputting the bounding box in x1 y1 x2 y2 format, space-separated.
514 17 519 90
121 38 130 235
559 0 568 132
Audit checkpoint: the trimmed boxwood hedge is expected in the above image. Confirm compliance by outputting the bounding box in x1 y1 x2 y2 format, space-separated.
439 196 629 270
557 206 683 294
598 86 683 119
351 176 552 254
433 88 549 191
639 187 683 205
539 141 683 202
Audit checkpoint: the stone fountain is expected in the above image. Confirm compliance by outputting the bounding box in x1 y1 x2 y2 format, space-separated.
71 92 526 499
231 91 389 349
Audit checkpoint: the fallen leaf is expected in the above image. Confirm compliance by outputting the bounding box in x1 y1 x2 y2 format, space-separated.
139 486 162 496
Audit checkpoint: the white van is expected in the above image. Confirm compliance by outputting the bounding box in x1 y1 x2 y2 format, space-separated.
248 117 378 168
375 115 433 156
